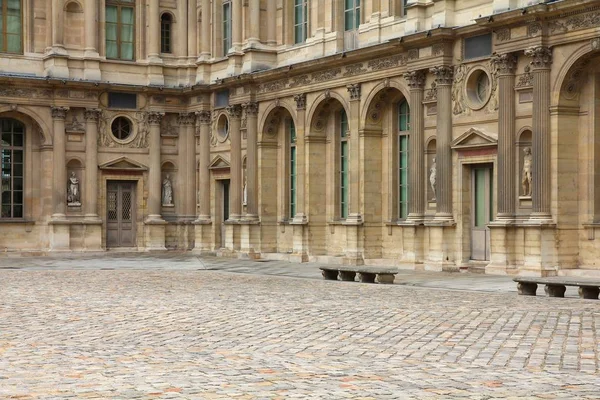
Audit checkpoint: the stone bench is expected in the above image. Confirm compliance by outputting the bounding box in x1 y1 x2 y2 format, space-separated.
319 266 398 284
514 277 600 299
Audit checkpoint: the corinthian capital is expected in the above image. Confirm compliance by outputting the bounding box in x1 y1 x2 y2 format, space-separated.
429 66 454 85
226 104 243 119
177 112 196 125
196 110 212 125
524 46 552 69
293 93 307 110
51 106 69 120
347 83 361 101
147 111 165 125
84 108 102 122
491 53 518 75
242 102 259 116
403 70 426 89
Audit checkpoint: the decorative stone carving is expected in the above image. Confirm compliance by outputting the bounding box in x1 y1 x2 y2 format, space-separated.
242 102 259 116
403 70 425 89
524 46 552 69
487 60 500 113
264 111 281 139
0 87 52 98
548 11 600 34
451 64 467 115
432 42 452 57
495 28 510 42
51 106 69 120
197 110 212 124
98 112 150 148
177 112 195 126
161 115 179 136
516 65 534 88
84 109 102 122
522 147 532 197
491 53 517 75
407 49 419 61
289 75 311 88
294 94 307 110
67 171 81 206
66 114 85 132
562 58 591 101
367 54 406 71
226 104 242 119
347 84 361 101
323 89 331 100
592 37 600 51
429 158 437 201
313 68 341 83
344 63 367 76
162 174 173 206
527 22 542 37
430 66 454 85
147 111 165 125
425 82 437 101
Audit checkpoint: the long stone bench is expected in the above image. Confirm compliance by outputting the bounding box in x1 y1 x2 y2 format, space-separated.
514 277 600 299
319 266 398 284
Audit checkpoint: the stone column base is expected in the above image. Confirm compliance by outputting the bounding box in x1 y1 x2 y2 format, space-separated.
82 221 103 251
487 222 516 275
424 222 456 272
49 221 71 251
43 54 69 78
147 63 165 86
290 220 309 263
192 219 213 253
520 222 558 277
144 220 167 251
239 221 261 259
342 222 364 266
83 58 102 81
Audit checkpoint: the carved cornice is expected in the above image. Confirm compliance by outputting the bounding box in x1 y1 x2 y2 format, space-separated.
51 106 69 120
429 66 454 85
294 94 307 110
177 112 196 125
147 111 165 125
403 70 426 90
347 84 361 101
226 104 243 119
524 46 552 70
242 102 259 116
84 108 102 122
196 110 212 124
491 53 518 75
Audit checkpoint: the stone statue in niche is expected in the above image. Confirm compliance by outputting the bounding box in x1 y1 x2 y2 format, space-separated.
522 147 532 197
429 158 437 200
242 176 247 206
162 174 173 206
67 172 81 206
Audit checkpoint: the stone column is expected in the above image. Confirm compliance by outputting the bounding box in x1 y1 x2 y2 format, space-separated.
227 105 243 220
84 0 98 55
232 0 243 51
200 0 212 59
51 107 68 219
525 46 552 220
147 112 165 221
84 109 101 219
188 0 198 59
346 83 362 224
493 53 518 219
430 66 454 220
51 0 64 51
267 0 277 46
178 113 197 219
404 70 426 222
148 0 160 61
243 102 259 220
196 111 212 221
292 94 307 223
248 0 260 45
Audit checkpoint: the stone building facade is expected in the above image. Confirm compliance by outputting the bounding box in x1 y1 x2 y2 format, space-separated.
1 0 600 276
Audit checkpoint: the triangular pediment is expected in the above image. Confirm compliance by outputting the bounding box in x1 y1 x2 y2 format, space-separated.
209 155 230 170
451 128 497 150
99 157 148 171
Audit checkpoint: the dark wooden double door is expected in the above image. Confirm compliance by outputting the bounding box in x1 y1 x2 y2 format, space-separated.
107 181 136 247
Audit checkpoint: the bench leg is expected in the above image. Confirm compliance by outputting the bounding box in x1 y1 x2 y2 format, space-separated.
358 272 376 283
578 286 600 300
321 270 338 280
545 284 566 298
376 274 395 284
517 282 537 296
338 270 356 282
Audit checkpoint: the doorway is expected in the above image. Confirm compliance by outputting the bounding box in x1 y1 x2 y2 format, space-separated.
471 165 492 261
106 181 136 247
219 179 230 248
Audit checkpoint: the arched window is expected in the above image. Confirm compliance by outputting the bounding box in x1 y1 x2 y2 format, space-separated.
1 118 24 219
340 110 349 219
398 99 410 219
106 0 135 60
160 13 172 53
0 0 23 53
289 120 297 218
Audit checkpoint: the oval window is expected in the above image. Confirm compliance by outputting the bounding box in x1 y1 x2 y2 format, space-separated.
111 117 133 140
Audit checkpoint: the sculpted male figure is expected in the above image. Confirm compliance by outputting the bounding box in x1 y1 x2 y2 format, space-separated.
522 147 532 197
162 174 173 205
430 158 437 200
67 172 80 205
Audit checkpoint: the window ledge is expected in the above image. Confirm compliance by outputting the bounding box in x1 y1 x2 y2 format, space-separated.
0 219 35 225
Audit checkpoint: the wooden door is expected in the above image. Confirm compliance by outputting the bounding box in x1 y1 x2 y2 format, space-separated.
106 181 136 247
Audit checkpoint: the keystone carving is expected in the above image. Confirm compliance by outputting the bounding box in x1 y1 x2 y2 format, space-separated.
347 84 361 101
294 94 307 110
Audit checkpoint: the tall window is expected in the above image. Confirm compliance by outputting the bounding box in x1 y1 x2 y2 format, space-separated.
1 118 24 219
344 0 360 31
340 110 349 219
0 0 22 54
294 0 308 44
106 0 135 60
222 1 232 56
160 13 172 53
398 99 410 219
403 0 409 16
289 120 297 218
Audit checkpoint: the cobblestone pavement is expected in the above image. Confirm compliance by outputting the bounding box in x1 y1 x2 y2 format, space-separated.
1 266 600 399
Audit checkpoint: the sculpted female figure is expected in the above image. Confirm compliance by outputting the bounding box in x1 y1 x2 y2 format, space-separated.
162 174 173 205
429 158 437 200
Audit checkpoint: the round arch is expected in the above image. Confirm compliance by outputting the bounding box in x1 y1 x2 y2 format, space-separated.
552 40 600 106
360 78 409 126
0 106 52 145
258 99 297 142
305 90 350 132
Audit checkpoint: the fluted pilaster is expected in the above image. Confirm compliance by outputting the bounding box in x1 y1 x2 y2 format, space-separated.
84 109 101 219
243 102 259 220
196 111 212 221
51 106 68 219
178 113 197 219
227 105 243 219
147 112 164 220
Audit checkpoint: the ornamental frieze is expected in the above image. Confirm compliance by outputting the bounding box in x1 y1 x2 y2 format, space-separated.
313 68 342 83
0 87 53 98
548 11 600 34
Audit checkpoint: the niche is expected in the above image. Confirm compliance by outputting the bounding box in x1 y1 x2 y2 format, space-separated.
426 137 437 210
161 161 177 216
517 129 532 209
64 1 84 48
66 158 84 211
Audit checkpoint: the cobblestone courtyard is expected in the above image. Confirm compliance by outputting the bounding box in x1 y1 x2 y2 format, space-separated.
1 257 599 399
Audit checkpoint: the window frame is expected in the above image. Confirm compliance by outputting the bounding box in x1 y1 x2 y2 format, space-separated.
339 110 349 220
294 0 308 44
289 119 297 219
1 118 25 220
0 0 23 54
105 0 136 61
344 0 360 32
397 99 410 220
160 12 172 54
222 0 232 56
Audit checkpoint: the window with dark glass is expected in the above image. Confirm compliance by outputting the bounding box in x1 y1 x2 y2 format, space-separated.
1 118 24 219
403 0 408 16
0 0 23 53
464 33 492 60
111 117 133 140
106 0 135 60
398 99 410 219
289 120 297 218
344 0 360 31
340 110 349 219
294 0 308 44
222 1 232 56
160 13 172 53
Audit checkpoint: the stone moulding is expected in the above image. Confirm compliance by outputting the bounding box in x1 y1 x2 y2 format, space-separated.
451 128 498 151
